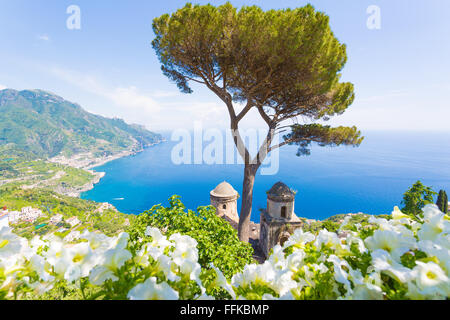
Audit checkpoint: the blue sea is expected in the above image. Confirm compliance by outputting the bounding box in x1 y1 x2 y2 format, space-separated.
81 131 450 222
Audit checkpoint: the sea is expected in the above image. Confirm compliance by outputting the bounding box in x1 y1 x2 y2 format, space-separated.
81 131 450 222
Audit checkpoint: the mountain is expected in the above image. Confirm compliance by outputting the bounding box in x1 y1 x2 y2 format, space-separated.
0 89 162 158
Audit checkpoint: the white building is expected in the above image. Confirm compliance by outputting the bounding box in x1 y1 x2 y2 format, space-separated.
210 181 240 224
50 214 63 225
20 207 44 223
66 217 81 228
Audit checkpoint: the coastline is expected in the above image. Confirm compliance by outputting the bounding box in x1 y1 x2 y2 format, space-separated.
72 140 166 197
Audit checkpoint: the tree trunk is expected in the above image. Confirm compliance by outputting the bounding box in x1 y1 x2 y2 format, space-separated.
238 164 258 242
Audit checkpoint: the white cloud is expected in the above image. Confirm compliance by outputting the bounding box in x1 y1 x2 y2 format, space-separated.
0 84 7 90
37 34 50 41
50 67 161 113
47 66 233 131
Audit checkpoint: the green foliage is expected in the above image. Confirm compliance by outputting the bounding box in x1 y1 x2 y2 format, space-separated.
0 89 162 158
129 196 254 279
285 124 363 156
401 181 437 219
321 221 339 233
436 190 448 214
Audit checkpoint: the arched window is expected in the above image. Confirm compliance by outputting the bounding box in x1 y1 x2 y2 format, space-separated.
281 206 287 218
223 204 227 210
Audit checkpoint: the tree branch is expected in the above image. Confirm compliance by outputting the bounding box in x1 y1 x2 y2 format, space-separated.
256 105 272 127
236 100 253 123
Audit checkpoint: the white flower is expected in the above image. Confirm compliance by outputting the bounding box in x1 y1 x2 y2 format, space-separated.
135 243 164 267
155 254 179 282
61 242 97 282
268 245 287 270
417 240 450 276
365 229 416 261
89 246 132 285
169 233 197 249
342 232 368 254
42 239 67 276
178 259 201 283
285 250 306 273
0 227 26 259
170 243 198 266
418 206 449 242
369 215 413 236
282 229 315 249
392 206 410 220
128 277 179 300
328 255 353 294
29 254 54 283
314 230 341 249
412 261 450 298
111 232 130 250
270 269 296 296
371 249 415 283
210 263 235 298
81 230 113 252
145 227 173 251
0 254 26 279
231 262 276 288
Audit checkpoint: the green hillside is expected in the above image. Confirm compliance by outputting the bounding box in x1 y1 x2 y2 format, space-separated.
0 89 162 158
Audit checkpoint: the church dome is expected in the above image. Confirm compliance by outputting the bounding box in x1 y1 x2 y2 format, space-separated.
210 181 239 198
267 182 295 202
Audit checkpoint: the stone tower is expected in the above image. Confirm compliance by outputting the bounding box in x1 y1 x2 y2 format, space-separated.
260 182 304 258
210 181 240 223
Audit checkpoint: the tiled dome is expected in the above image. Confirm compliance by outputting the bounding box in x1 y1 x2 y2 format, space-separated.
267 182 295 202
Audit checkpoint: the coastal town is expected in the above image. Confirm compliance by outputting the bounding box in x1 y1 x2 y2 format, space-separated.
0 200 129 241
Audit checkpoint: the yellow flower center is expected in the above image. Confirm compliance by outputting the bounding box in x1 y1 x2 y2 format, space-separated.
426 271 437 280
0 239 9 249
72 254 84 263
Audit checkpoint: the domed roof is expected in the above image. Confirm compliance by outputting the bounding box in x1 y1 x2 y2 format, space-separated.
210 181 238 198
267 182 295 201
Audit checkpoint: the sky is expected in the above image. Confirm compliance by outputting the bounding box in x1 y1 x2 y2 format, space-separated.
0 0 449 132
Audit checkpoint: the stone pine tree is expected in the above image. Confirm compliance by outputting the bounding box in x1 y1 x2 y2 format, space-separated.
152 3 364 242
436 190 448 213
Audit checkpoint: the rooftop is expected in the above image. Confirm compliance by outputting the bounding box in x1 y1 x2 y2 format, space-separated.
210 181 239 198
267 182 296 201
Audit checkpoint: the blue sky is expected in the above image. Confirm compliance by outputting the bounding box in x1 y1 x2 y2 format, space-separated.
0 0 449 132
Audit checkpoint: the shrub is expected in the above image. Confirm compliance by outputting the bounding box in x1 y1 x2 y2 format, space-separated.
128 196 254 279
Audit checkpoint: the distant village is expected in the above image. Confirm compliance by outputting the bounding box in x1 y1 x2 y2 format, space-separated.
0 202 127 242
